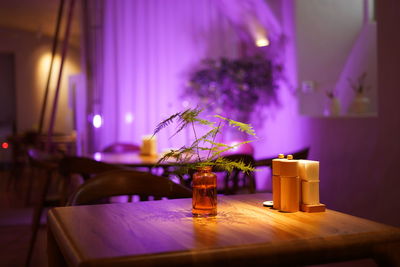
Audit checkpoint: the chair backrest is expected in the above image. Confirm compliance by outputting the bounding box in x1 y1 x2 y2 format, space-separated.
101 143 140 153
59 156 122 181
67 169 192 206
27 148 62 170
216 154 256 195
254 147 310 167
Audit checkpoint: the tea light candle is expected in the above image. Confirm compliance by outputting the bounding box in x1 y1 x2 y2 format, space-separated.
141 135 157 156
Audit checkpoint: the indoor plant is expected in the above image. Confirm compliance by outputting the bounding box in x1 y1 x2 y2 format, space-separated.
183 55 281 125
153 107 256 216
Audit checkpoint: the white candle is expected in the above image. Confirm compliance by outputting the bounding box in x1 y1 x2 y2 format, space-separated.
298 160 320 205
298 160 319 181
302 180 320 205
141 135 157 156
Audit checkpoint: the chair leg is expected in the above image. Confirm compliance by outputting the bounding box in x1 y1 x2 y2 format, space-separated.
248 173 256 193
224 172 230 195
25 167 36 206
25 170 51 267
6 162 20 191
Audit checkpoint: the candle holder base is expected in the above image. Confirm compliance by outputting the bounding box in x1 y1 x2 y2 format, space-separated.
301 203 326 213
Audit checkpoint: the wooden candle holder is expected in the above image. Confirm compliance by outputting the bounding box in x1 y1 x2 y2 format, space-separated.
301 203 326 213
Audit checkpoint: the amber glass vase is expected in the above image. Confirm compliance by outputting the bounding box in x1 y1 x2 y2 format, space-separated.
192 166 217 216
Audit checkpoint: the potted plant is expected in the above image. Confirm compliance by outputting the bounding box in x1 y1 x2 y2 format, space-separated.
153 107 256 217
183 55 281 125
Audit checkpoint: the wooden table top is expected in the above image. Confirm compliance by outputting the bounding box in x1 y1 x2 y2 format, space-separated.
91 152 162 167
48 193 400 267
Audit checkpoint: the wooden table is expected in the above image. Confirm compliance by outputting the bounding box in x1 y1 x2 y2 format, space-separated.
47 193 400 267
92 152 161 168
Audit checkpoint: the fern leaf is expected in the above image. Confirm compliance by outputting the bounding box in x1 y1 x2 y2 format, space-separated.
203 139 231 148
214 115 256 136
153 112 181 136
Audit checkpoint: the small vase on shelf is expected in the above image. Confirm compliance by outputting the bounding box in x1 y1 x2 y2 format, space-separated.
349 92 370 114
348 72 370 115
324 96 341 116
329 97 341 116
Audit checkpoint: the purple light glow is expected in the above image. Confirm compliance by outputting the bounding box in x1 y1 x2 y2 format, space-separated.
92 114 102 128
94 152 102 161
182 100 190 108
98 0 241 151
125 113 134 124
90 0 310 192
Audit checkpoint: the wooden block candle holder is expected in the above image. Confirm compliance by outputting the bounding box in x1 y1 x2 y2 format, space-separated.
301 203 326 213
297 159 326 213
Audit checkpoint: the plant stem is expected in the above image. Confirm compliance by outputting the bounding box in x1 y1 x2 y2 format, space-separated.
207 122 221 160
191 122 201 161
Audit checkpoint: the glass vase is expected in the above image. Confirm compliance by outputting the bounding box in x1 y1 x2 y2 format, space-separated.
192 166 217 217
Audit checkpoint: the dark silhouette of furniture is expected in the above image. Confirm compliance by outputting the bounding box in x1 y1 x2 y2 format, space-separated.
215 154 256 195
59 156 122 182
101 142 140 153
67 169 192 205
6 131 39 191
25 148 62 266
26 153 123 266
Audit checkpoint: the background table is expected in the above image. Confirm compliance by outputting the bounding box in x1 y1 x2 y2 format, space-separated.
48 193 400 267
91 152 161 168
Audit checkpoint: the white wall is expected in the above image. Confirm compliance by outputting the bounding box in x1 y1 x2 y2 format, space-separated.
0 27 81 134
294 0 400 227
295 0 377 116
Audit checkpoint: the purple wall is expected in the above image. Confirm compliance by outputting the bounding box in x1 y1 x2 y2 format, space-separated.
306 0 400 227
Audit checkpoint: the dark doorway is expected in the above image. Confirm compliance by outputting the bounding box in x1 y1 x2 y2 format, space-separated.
0 53 17 166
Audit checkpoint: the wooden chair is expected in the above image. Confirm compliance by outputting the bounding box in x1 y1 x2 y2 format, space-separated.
101 142 140 153
59 156 122 182
216 154 256 195
25 148 63 266
67 169 192 206
6 132 39 191
254 147 310 168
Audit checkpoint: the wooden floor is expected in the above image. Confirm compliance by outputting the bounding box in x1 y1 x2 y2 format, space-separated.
0 167 377 267
0 168 48 267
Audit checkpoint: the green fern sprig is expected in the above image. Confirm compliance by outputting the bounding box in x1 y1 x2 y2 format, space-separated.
214 115 256 136
154 107 257 174
153 112 181 137
209 140 255 160
170 158 255 177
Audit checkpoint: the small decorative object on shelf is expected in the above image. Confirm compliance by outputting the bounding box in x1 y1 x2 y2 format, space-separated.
325 89 341 116
348 72 370 114
153 107 257 217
